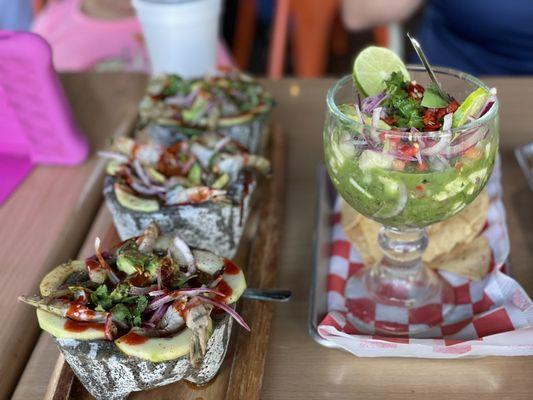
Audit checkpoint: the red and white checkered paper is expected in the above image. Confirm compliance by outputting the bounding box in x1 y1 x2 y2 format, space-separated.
318 160 533 358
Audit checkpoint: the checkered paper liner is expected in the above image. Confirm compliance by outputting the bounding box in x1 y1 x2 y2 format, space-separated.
317 162 533 358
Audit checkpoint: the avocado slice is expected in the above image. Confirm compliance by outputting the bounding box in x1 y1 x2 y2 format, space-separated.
114 184 159 212
218 269 246 304
187 163 202 185
193 249 225 275
212 173 230 189
40 260 86 297
36 309 106 340
144 258 161 277
115 321 212 362
146 167 166 184
116 254 138 275
193 250 246 304
106 161 122 176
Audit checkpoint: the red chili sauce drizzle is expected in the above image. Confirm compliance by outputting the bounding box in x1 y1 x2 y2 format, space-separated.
85 258 100 272
64 319 105 333
223 258 240 275
120 331 149 345
215 280 233 303
66 302 96 321
129 273 151 286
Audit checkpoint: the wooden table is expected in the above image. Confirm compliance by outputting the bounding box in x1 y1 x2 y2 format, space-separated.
6 75 533 400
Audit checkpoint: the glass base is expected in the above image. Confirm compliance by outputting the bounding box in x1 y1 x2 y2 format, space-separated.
345 267 454 336
344 227 455 336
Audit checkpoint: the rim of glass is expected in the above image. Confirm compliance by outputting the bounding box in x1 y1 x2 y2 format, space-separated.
326 65 499 135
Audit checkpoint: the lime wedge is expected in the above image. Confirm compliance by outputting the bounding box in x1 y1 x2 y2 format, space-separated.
452 87 489 128
353 46 410 96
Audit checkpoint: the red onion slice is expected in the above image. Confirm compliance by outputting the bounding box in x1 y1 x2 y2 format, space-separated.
148 302 170 325
445 127 488 158
421 114 452 156
104 314 116 341
147 288 225 311
198 296 251 332
129 284 159 296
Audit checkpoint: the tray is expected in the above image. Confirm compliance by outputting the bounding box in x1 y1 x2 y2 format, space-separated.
515 142 533 191
308 165 513 351
308 165 343 349
44 123 286 400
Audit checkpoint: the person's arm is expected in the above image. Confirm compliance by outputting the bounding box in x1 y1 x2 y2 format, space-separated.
342 0 423 30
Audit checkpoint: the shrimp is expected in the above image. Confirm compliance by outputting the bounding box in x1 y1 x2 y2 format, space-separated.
137 222 159 253
18 296 108 322
184 301 213 366
165 186 227 206
111 137 163 165
170 234 196 275
214 153 270 180
157 299 186 332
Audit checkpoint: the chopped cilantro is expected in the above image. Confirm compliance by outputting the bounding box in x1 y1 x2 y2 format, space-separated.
382 71 424 129
161 75 189 97
91 283 148 327
90 285 113 310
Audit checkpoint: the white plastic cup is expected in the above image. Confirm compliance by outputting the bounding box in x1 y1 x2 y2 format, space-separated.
132 0 222 78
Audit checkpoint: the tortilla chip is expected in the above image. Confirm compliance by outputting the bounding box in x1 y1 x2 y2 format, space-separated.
340 198 363 232
427 235 491 280
340 191 489 264
339 192 491 278
425 191 489 262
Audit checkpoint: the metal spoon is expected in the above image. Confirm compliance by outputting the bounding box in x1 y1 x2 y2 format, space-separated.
406 32 452 102
242 288 291 302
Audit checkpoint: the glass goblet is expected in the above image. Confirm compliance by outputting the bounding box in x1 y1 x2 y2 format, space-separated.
323 67 498 335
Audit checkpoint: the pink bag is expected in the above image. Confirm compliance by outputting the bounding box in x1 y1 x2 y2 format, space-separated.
0 31 89 204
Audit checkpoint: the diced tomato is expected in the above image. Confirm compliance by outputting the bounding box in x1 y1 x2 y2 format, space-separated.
399 144 418 157
464 147 483 160
416 184 425 192
446 99 460 114
381 132 402 144
422 109 441 131
407 82 425 100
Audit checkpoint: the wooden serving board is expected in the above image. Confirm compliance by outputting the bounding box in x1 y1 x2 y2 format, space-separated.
44 123 286 400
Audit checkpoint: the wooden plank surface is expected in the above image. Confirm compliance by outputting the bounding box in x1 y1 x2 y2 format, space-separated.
10 76 533 400
1 73 146 400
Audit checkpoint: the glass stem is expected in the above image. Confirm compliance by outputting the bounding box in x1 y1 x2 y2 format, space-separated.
377 227 428 275
364 226 441 307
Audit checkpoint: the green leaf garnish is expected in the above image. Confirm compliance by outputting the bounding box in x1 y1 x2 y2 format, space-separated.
382 72 424 129
421 83 448 108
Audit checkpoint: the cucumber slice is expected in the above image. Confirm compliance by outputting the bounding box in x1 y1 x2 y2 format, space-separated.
452 87 489 128
187 163 202 185
37 309 106 340
212 173 230 189
358 150 394 171
115 322 211 362
147 167 166 184
373 179 408 219
39 260 86 297
114 184 159 212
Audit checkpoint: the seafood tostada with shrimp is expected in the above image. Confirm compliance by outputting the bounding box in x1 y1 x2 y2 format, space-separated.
139 69 274 153
101 132 270 258
19 223 248 400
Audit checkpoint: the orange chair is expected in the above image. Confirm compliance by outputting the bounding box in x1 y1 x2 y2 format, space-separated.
233 0 390 78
